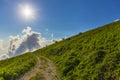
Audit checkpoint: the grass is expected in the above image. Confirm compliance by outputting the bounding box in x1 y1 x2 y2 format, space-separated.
34 20 120 80
29 56 48 80
0 21 120 80
29 72 43 80
0 53 37 80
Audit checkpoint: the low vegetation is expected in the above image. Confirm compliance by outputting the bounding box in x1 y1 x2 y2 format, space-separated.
0 53 36 80
35 21 120 80
0 21 120 80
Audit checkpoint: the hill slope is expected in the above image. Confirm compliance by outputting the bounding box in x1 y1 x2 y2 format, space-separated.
34 21 120 80
0 53 37 80
0 21 120 80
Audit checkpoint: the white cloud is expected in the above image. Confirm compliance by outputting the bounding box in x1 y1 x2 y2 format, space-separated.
0 39 9 60
0 53 9 60
0 26 62 60
0 40 3 50
8 35 21 56
22 26 31 34
7 26 53 57
114 19 120 22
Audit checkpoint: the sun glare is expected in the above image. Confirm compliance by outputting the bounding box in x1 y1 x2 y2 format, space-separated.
19 4 35 20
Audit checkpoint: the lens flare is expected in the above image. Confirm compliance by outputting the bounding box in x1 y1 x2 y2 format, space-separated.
19 4 35 20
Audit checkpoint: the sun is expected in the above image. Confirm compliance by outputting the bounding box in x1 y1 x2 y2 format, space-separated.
22 6 33 18
19 4 35 20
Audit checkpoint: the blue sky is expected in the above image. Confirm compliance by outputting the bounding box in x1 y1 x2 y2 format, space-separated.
0 0 120 39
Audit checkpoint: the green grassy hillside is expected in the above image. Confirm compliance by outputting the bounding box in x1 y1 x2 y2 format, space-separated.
0 21 120 80
0 53 36 80
34 21 120 80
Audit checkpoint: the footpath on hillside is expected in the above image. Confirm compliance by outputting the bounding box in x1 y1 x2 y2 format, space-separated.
19 54 61 80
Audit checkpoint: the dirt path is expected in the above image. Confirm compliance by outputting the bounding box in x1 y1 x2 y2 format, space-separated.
19 55 41 80
19 54 60 80
41 58 61 80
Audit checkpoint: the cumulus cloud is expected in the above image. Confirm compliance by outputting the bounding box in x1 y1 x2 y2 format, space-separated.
0 26 62 60
7 26 53 57
0 53 9 60
8 35 20 54
22 26 31 34
0 40 3 50
114 19 120 22
0 39 10 60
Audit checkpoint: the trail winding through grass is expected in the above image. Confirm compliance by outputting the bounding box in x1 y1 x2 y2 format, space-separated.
19 54 60 80
19 55 41 80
